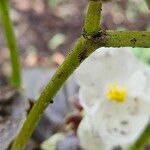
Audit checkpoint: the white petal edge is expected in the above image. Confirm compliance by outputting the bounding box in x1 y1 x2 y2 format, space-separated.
75 47 140 88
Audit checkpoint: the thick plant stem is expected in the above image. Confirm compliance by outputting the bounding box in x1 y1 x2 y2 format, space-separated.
129 122 150 150
104 31 150 48
84 0 102 35
83 30 150 48
0 0 21 87
11 1 102 149
11 0 150 148
11 37 99 150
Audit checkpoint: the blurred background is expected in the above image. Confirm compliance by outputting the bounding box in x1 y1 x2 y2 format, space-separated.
0 0 150 149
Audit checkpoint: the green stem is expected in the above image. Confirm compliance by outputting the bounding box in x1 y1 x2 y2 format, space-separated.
129 122 150 150
11 1 102 149
104 31 150 48
11 38 99 150
0 0 21 87
11 1 150 148
84 0 102 35
83 30 150 48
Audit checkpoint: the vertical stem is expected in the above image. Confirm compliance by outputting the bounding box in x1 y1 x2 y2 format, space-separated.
84 0 102 35
129 122 150 150
145 0 150 10
0 0 21 87
11 1 102 149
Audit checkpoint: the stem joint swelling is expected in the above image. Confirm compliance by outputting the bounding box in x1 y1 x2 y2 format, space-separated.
82 28 107 44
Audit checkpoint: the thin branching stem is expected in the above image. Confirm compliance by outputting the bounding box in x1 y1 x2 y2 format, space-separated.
10 0 150 149
11 1 102 149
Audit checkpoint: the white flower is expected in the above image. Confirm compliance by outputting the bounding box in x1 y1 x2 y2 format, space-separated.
76 48 150 149
78 116 105 150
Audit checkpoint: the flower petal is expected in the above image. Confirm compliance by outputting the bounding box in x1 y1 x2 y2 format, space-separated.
79 87 102 112
75 48 140 88
126 70 146 96
78 116 105 150
142 66 150 102
91 95 150 147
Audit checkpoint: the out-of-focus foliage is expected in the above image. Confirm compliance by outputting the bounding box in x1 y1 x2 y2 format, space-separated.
133 48 150 64
48 33 66 50
145 0 150 10
48 0 61 8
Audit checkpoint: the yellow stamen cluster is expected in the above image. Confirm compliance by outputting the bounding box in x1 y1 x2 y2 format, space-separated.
106 83 127 103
